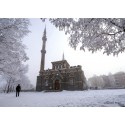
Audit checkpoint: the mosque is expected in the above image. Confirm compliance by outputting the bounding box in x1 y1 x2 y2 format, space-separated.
36 27 87 91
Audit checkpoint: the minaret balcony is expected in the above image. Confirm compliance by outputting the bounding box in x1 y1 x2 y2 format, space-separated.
41 50 46 53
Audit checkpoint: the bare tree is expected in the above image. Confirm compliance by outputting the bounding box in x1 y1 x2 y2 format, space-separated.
88 75 105 89
108 73 116 87
113 72 125 87
1 64 34 92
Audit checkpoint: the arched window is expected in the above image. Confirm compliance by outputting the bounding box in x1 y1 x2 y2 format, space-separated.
61 65 62 69
45 80 48 86
55 65 57 70
59 65 61 69
69 79 74 85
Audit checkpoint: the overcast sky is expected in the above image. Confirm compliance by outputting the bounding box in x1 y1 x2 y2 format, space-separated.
23 18 125 86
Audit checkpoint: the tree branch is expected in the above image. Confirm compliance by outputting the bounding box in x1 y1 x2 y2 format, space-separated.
96 30 123 38
82 18 95 30
105 19 123 29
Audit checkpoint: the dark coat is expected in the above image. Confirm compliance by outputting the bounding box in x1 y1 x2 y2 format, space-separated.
16 85 21 92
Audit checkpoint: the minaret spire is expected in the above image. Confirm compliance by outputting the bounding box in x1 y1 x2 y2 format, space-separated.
62 52 65 60
40 26 47 74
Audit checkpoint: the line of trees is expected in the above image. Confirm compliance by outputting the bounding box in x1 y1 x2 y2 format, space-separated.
87 72 125 89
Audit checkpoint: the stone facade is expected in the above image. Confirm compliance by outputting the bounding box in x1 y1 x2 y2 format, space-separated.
36 27 87 91
36 60 87 91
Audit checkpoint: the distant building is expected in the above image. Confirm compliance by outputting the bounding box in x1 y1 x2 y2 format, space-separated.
36 27 87 91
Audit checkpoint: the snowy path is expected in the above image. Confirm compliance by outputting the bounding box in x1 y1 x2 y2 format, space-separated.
0 89 125 107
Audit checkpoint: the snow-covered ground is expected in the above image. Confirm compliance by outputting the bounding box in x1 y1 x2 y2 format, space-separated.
0 89 125 107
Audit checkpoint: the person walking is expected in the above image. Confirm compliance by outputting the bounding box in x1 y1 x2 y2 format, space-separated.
16 84 21 97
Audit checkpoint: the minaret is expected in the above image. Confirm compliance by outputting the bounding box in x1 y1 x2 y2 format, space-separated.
40 27 47 74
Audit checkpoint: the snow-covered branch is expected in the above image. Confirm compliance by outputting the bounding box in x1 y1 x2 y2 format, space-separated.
0 18 30 76
41 18 125 55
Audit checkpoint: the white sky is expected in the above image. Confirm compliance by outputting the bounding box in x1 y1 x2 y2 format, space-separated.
23 18 125 86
